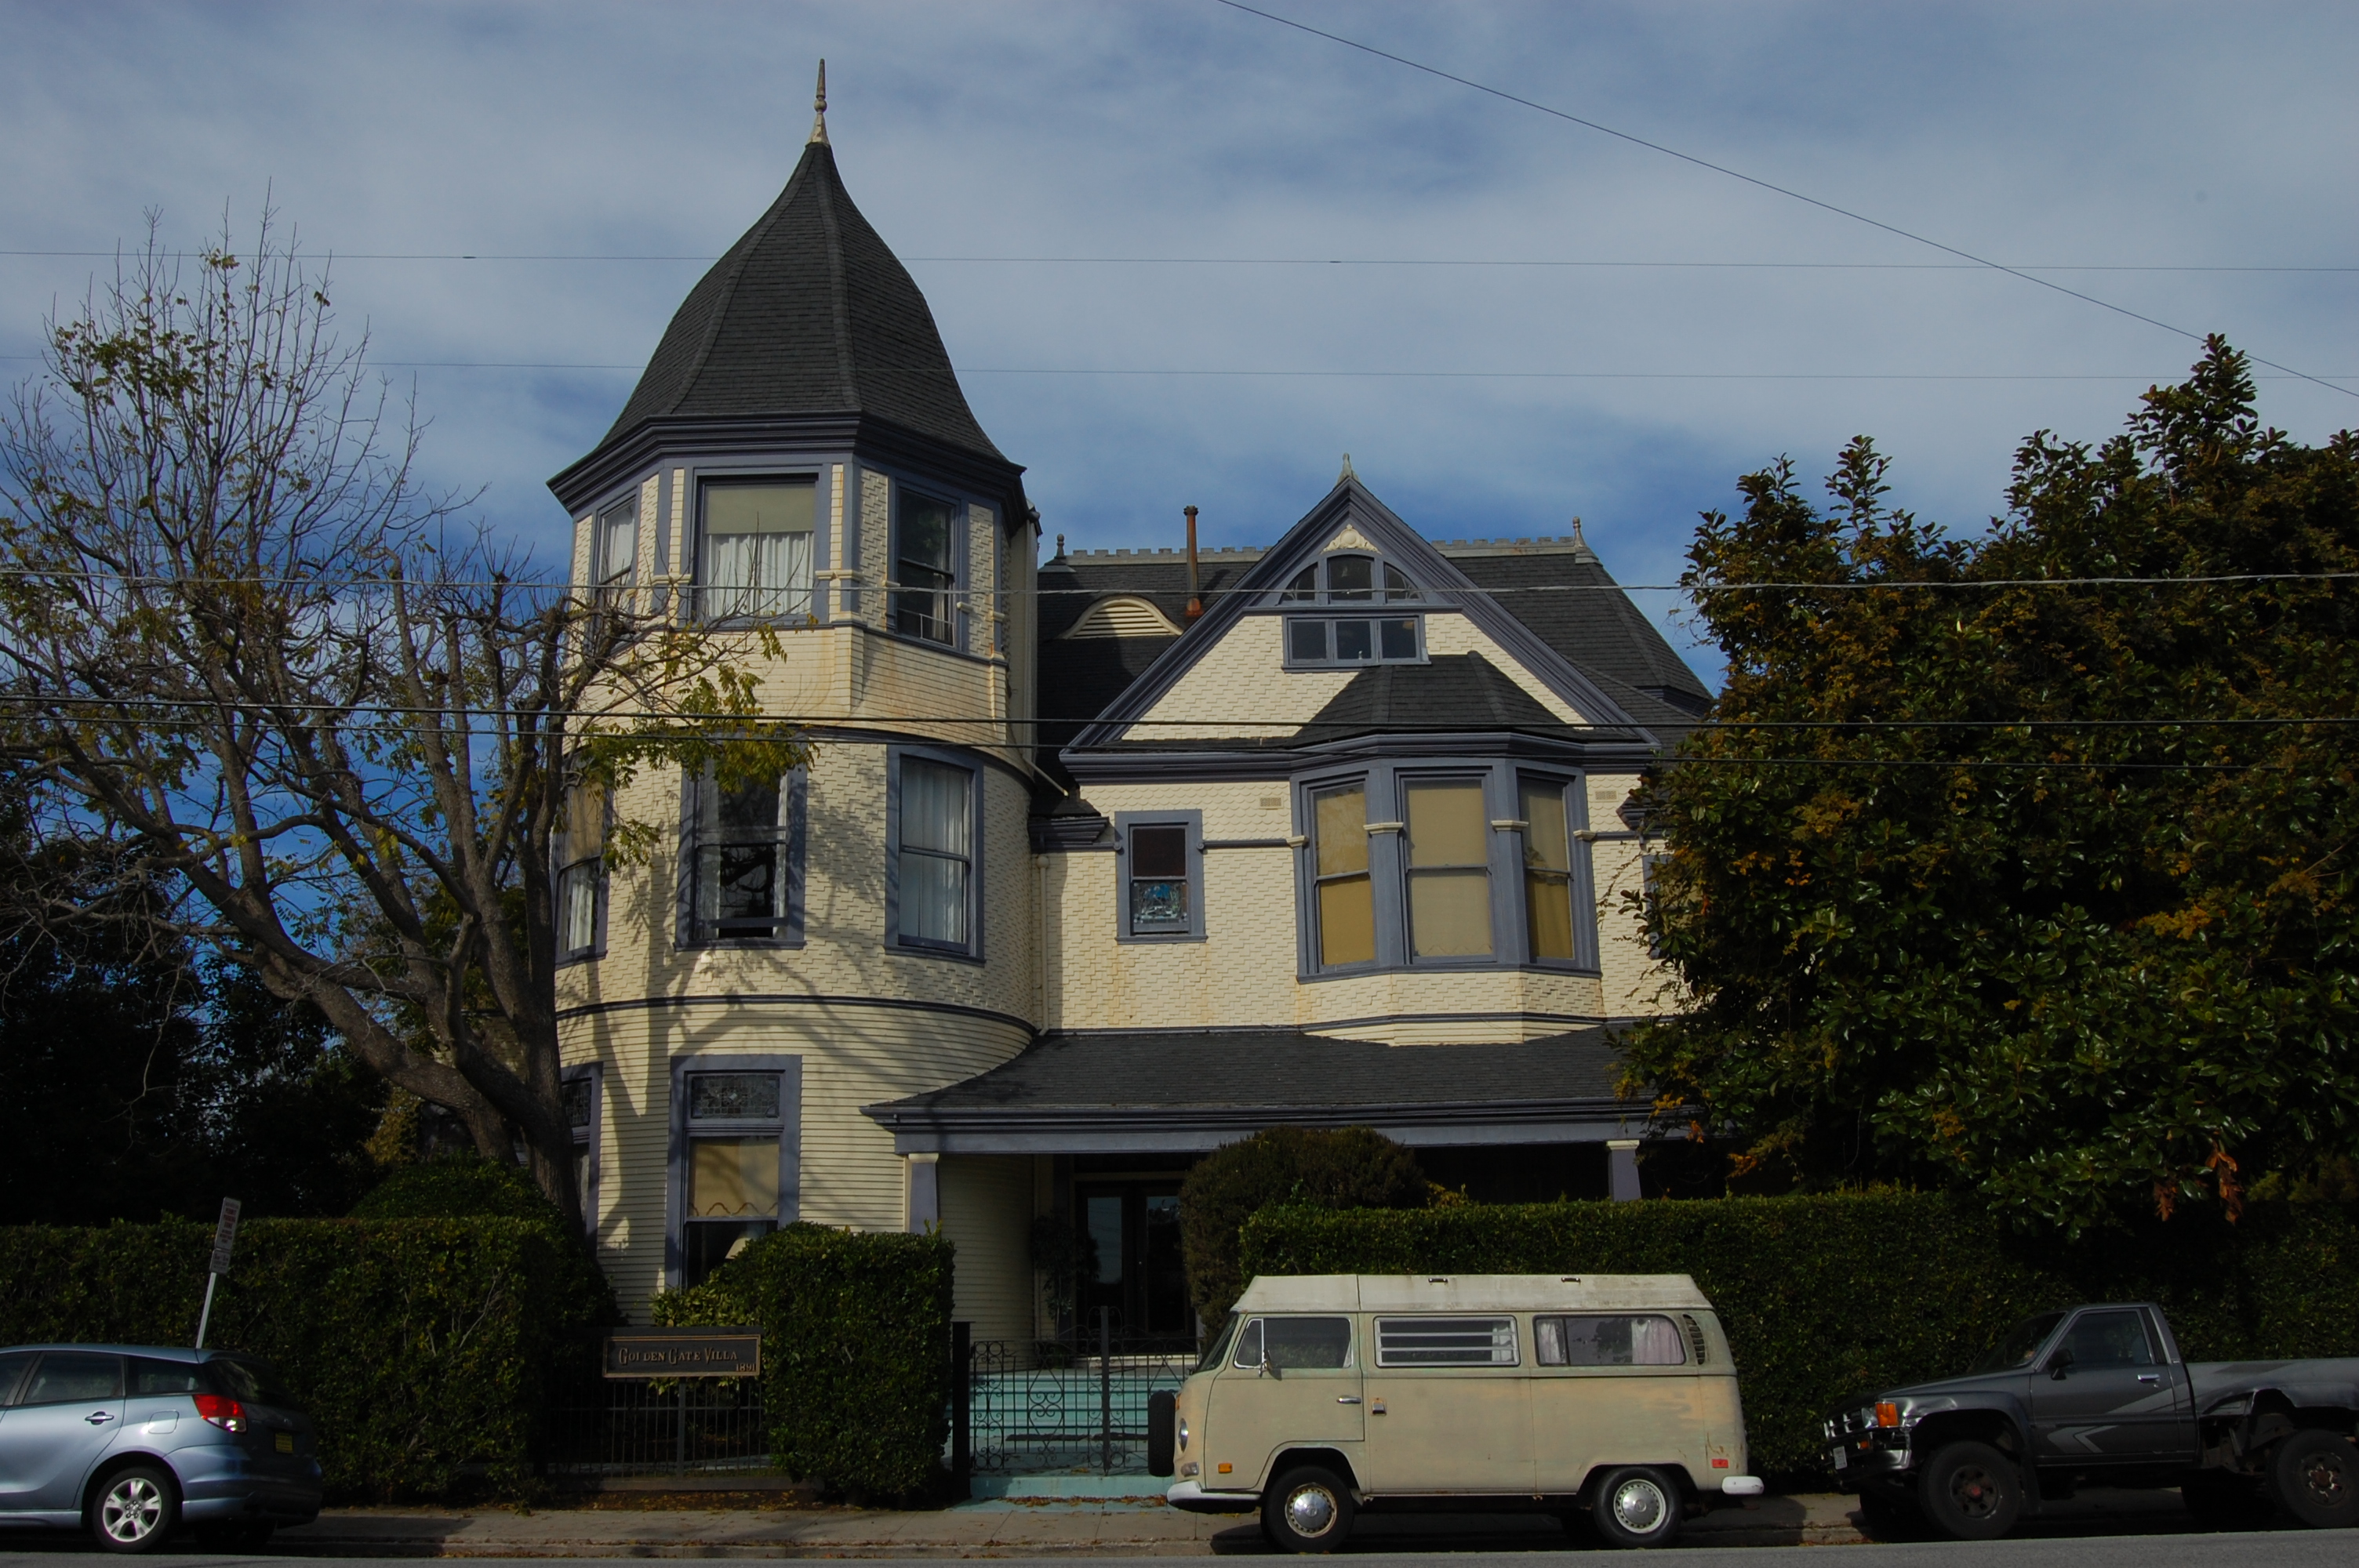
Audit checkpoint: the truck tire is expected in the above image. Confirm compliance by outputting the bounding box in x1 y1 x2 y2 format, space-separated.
1261 1465 1355 1553
1916 1440 2022 1541
1146 1391 1176 1477
1588 1466 1682 1549
2269 1429 2358 1530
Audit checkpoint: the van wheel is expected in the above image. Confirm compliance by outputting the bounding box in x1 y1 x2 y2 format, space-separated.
89 1465 179 1554
1916 1441 2021 1541
1261 1465 1355 1553
2269 1430 2359 1529
1589 1466 1681 1548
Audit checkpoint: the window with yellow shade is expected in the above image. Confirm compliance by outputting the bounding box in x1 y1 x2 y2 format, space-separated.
671 1058 801 1287
1405 779 1493 960
1312 783 1375 967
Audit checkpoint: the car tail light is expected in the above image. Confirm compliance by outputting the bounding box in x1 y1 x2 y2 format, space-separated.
194 1393 247 1432
1874 1402 1900 1428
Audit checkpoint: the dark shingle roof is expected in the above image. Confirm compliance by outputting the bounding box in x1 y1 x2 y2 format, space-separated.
595 140 1001 462
870 1028 1631 1113
1443 539 1710 715
1305 652 1571 742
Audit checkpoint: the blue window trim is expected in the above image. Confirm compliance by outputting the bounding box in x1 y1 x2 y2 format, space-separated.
1114 809 1205 942
674 764 809 950
885 745 987 963
664 1052 803 1290
1293 759 1601 981
889 479 970 651
562 1062 602 1238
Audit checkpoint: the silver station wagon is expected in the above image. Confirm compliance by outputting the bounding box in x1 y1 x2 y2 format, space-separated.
1159 1273 1761 1551
0 1345 322 1553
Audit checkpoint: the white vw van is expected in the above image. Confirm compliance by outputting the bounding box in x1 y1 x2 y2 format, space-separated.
1157 1274 1760 1551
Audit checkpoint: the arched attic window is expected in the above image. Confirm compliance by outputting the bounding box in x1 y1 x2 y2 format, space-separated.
1280 553 1423 666
1060 596 1183 639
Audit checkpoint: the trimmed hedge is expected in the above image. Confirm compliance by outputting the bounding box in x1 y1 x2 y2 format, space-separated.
1241 1192 2359 1477
351 1154 573 1228
652 1223 954 1501
0 1218 614 1499
1178 1127 1430 1324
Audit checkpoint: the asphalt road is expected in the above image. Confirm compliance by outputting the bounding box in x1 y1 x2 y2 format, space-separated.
3 1537 2353 1566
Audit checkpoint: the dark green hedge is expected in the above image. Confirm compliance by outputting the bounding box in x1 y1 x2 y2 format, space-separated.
1241 1192 2359 1477
0 1218 613 1499
652 1223 954 1501
351 1153 572 1229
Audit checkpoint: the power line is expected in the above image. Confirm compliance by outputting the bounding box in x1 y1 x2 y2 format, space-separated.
1212 0 2358 404
5 248 2350 273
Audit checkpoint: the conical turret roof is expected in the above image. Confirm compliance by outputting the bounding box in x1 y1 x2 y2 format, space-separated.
595 140 1002 463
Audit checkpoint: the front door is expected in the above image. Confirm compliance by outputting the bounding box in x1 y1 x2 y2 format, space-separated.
1359 1314 1536 1496
1075 1182 1191 1342
1203 1315 1363 1491
2030 1308 2197 1466
0 1352 125 1512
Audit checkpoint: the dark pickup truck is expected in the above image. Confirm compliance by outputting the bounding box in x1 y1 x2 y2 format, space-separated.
1825 1301 2358 1539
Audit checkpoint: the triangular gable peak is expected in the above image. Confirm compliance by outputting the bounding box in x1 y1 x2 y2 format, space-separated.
1067 477 1652 758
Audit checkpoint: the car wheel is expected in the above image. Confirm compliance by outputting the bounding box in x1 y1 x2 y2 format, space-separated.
1916 1441 2022 1541
2183 1468 2269 1530
1588 1466 1682 1549
2270 1429 2359 1530
1260 1465 1356 1553
89 1465 179 1554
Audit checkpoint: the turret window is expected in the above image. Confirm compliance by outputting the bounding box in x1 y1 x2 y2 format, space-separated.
1281 554 1423 667
699 477 815 622
677 764 806 948
893 492 959 644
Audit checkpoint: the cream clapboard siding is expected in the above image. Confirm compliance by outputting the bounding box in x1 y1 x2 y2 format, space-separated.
937 1154 1036 1341
1587 775 1679 1019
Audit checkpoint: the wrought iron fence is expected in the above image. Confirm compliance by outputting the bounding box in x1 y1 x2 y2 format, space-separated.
541 1376 772 1479
959 1318 1196 1477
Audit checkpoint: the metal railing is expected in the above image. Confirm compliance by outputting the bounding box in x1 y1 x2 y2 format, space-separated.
958 1311 1196 1477
541 1376 772 1479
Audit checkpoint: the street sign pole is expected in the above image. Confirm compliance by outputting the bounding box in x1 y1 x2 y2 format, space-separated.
194 1197 241 1350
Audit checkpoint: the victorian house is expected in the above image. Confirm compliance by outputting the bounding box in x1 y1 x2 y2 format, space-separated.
545 100 1710 1341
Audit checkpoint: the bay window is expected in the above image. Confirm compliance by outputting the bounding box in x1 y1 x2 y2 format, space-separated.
1405 779 1492 959
700 477 814 622
1311 782 1375 967
893 492 958 644
890 750 979 956
555 782 606 963
679 765 804 947
596 497 637 600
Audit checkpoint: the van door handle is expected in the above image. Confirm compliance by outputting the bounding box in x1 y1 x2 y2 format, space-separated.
1336 1396 1361 1405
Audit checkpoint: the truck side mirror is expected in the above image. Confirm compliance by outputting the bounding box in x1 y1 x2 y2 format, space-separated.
2048 1348 2074 1380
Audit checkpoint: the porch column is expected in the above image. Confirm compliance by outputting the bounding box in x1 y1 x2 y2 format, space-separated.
905 1152 940 1232
1606 1139 1642 1202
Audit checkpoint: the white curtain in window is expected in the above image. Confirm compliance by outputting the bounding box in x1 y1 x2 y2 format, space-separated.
705 528 812 619
900 759 971 946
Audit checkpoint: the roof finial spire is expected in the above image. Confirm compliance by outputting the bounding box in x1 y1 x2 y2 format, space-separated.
1339 452 1356 481
809 60 829 146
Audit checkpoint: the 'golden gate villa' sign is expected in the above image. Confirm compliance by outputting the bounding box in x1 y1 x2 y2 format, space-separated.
603 1326 761 1378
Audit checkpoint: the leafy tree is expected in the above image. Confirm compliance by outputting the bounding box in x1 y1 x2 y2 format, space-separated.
1625 340 2359 1231
0 211 798 1227
1179 1127 1429 1321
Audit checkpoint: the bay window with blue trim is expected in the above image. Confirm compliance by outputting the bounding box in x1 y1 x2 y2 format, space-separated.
1298 761 1598 976
887 747 983 958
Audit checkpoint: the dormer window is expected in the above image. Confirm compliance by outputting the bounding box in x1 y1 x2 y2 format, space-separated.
700 477 815 622
1281 554 1423 666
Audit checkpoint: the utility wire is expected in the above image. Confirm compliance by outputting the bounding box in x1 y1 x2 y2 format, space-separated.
1212 0 2357 404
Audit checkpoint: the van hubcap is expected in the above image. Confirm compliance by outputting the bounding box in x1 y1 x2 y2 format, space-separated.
1285 1483 1339 1537
1612 1478 1667 1534
102 1477 164 1542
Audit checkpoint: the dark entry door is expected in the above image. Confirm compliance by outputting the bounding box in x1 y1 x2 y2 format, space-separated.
1075 1182 1190 1341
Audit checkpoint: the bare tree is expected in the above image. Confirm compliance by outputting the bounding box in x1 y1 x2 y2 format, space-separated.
0 211 797 1226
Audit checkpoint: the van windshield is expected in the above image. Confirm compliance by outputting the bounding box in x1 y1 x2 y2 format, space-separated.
1969 1312 2066 1374
1197 1313 1241 1375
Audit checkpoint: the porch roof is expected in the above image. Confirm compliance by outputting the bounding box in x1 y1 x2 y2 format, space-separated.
860 1027 1653 1155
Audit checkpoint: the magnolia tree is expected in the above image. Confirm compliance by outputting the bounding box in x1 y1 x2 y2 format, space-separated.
0 214 798 1226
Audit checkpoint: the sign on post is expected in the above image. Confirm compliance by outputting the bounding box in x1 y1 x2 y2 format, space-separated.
603 1326 761 1379
194 1197 241 1350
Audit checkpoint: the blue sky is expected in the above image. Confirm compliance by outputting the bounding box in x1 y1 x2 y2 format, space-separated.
3 2 2353 686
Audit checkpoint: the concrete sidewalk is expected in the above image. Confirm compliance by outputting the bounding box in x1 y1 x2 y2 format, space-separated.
270 1494 1862 1556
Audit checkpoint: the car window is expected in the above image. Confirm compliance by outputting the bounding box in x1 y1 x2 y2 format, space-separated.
1534 1314 1688 1367
131 1359 205 1396
20 1352 123 1405
1375 1316 1518 1367
2055 1310 2156 1371
1197 1313 1241 1375
0 1352 33 1406
1233 1316 1353 1370
206 1356 295 1406
1970 1311 2066 1373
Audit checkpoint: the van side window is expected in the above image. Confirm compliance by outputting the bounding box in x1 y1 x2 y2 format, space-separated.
1376 1316 1518 1367
1533 1314 1688 1367
1233 1316 1353 1370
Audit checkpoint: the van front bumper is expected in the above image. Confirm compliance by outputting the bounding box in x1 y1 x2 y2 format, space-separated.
1166 1479 1259 1515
